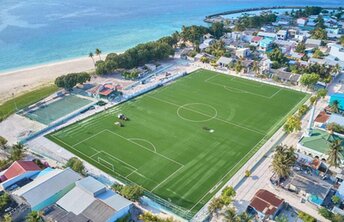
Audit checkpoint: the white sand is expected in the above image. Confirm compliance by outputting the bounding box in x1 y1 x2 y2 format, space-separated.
0 56 104 103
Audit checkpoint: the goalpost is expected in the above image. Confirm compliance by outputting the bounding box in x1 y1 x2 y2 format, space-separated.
97 157 115 172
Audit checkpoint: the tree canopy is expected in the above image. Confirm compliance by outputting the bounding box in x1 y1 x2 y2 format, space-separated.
66 157 85 175
55 72 91 90
299 73 320 88
112 184 144 201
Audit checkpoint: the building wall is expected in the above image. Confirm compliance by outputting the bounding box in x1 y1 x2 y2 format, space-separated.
1 171 40 190
107 205 131 222
32 183 75 211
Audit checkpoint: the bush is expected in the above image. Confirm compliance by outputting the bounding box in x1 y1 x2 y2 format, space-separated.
245 170 251 177
112 184 143 201
318 207 333 219
66 157 85 175
139 212 175 222
298 211 316 222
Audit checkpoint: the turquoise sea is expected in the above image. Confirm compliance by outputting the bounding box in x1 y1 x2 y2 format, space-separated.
1 0 343 72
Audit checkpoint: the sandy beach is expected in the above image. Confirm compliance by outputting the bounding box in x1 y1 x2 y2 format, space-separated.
0 56 103 103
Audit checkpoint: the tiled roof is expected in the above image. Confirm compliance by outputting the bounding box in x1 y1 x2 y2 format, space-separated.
250 189 284 216
3 161 41 181
314 111 330 123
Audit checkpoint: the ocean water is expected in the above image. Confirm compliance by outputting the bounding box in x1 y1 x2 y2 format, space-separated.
0 0 343 72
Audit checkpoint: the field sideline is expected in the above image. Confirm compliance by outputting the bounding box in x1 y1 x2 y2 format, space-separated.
47 69 308 218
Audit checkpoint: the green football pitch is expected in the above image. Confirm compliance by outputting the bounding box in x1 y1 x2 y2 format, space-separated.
47 69 308 218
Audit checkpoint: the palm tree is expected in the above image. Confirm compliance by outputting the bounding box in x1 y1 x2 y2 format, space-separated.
95 48 102 60
327 140 343 168
26 211 43 222
88 52 95 65
333 64 341 75
252 61 260 76
271 145 297 183
208 197 224 217
10 143 24 161
237 212 253 222
3 214 12 222
222 207 238 222
331 100 340 114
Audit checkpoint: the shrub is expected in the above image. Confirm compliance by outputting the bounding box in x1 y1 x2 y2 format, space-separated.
298 211 316 222
66 157 85 175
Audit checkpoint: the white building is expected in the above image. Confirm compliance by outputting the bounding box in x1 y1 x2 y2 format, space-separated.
57 176 132 222
276 30 288 40
296 17 308 26
328 44 344 61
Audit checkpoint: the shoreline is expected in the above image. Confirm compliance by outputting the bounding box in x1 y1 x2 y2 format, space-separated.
0 55 104 103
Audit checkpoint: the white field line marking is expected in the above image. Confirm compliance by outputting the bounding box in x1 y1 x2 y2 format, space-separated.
90 151 101 158
98 157 115 171
151 165 184 192
205 74 263 88
125 169 138 178
72 129 107 147
128 138 157 152
147 95 265 136
187 94 309 212
100 150 138 171
105 129 184 167
205 79 281 99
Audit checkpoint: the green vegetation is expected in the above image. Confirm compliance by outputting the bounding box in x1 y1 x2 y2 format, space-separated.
288 63 335 83
327 140 343 168
0 136 8 149
300 73 320 88
340 36 344 46
298 104 309 117
298 211 317 222
268 48 288 69
313 48 325 59
0 193 10 211
55 72 91 90
25 211 44 222
2 214 12 222
96 40 174 75
311 28 327 40
0 85 58 122
271 145 297 182
327 123 344 134
332 195 341 205
208 186 236 215
291 6 322 18
66 157 85 175
10 143 25 161
295 42 306 53
284 115 301 133
235 13 276 31
47 69 307 217
318 207 344 222
139 212 176 222
112 184 144 201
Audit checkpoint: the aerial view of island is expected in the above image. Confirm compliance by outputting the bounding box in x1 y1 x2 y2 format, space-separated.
1 1 344 221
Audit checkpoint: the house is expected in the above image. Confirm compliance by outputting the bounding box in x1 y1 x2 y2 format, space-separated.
216 56 233 68
257 31 277 40
314 111 330 128
288 28 299 38
13 168 82 211
57 177 132 222
272 70 301 85
259 38 273 52
260 58 272 75
328 44 344 61
298 129 344 163
0 161 41 190
289 52 305 61
297 17 308 26
203 33 213 40
145 63 157 71
305 38 322 50
250 36 263 46
199 38 215 51
276 30 288 40
235 48 250 59
87 84 116 99
274 40 295 54
248 189 284 221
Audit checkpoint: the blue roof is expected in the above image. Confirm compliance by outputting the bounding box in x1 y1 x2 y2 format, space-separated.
328 114 344 126
76 176 106 196
259 38 273 47
31 167 54 179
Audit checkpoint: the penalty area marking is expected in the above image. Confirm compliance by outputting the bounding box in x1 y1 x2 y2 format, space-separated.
128 138 157 152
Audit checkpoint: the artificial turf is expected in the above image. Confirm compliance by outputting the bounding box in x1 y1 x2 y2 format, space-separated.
46 69 308 218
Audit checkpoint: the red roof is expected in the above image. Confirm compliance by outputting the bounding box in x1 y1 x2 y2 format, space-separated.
314 111 330 123
98 88 114 96
250 189 284 216
251 36 263 42
2 161 41 181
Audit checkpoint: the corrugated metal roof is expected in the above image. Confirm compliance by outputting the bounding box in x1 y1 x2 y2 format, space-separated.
81 200 116 222
57 186 95 215
328 113 344 126
13 168 81 207
97 190 132 211
76 176 106 196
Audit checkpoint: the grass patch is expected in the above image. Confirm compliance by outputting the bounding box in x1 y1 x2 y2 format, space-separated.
47 69 307 218
0 85 58 121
